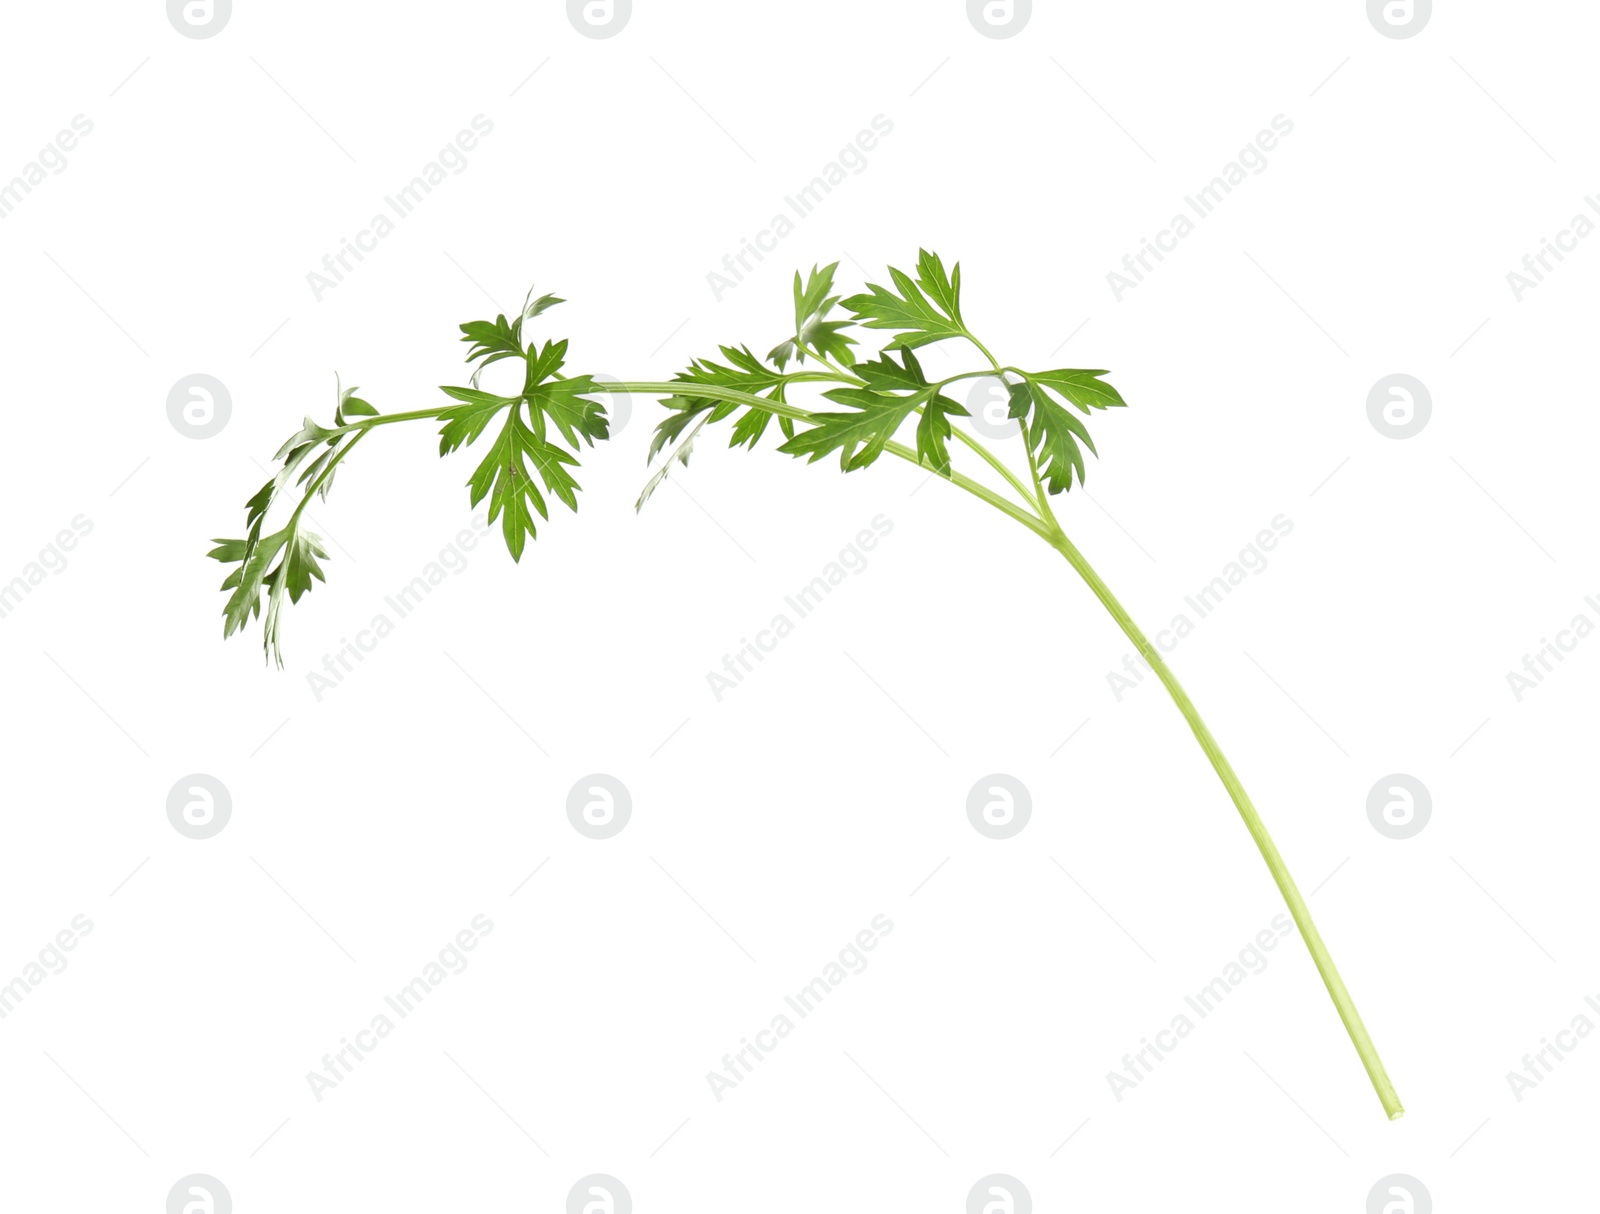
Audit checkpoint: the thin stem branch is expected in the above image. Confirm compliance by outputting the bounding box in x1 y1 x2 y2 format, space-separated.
1009 405 1057 526
289 431 365 526
946 426 1039 509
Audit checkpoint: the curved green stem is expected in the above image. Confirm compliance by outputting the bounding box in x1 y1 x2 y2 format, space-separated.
1042 523 1403 1120
332 406 450 435
283 360 1403 1118
964 330 1004 373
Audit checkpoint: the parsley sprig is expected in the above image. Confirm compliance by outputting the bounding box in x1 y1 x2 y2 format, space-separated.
210 252 1404 1121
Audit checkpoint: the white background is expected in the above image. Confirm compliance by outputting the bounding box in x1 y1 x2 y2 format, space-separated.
0 2 1593 1210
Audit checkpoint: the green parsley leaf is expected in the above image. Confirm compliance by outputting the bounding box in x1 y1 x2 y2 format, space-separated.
440 339 598 559
778 348 932 471
524 291 564 319
523 339 607 448
915 392 969 479
1026 368 1127 413
334 377 377 425
459 286 566 378
215 527 286 639
458 313 525 370
465 404 581 562
768 263 857 369
1011 378 1099 494
778 386 918 470
440 339 606 457
842 249 967 349
438 387 520 455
